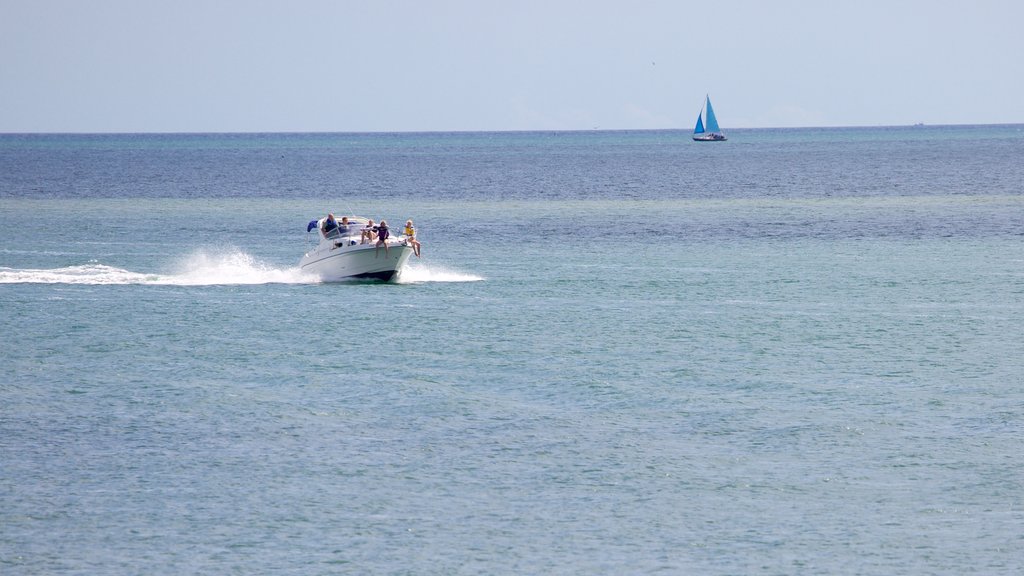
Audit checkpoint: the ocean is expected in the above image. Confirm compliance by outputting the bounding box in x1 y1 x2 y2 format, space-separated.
2 126 1023 574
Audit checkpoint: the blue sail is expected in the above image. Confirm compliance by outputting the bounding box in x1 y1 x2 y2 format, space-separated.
704 96 721 133
693 112 705 135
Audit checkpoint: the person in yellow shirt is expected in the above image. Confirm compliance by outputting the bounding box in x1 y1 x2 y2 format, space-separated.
404 219 421 257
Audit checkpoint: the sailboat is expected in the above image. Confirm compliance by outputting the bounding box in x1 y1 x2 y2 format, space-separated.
692 95 727 141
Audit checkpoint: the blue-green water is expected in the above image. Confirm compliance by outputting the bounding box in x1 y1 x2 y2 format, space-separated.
2 127 1024 574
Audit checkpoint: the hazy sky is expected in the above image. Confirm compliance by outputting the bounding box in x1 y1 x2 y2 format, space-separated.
2 0 1022 132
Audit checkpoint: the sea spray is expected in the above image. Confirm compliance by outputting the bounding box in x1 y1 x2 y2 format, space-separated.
164 248 313 285
0 262 155 285
396 262 484 284
0 250 480 286
0 249 315 286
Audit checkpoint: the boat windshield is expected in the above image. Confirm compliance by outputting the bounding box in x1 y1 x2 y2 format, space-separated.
324 224 360 240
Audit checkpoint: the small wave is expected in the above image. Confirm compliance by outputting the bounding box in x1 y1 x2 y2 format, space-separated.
396 263 484 283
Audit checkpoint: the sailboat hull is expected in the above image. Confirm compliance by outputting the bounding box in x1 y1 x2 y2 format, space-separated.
693 133 727 142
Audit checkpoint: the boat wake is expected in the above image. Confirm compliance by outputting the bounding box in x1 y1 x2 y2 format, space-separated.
0 249 481 286
0 250 313 286
396 263 484 284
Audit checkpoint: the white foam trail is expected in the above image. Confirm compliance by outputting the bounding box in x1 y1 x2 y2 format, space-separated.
0 263 156 285
160 249 314 285
396 262 484 283
0 249 317 286
0 250 480 286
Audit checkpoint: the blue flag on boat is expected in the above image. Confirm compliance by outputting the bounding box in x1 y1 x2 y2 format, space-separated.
307 219 318 232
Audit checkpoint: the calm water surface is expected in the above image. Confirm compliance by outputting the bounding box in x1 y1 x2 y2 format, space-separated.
2 126 1023 574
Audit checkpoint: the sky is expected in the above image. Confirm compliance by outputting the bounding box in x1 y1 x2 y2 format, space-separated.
2 0 1023 133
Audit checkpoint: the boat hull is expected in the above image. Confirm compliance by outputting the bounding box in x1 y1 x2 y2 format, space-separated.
693 133 727 141
299 241 414 282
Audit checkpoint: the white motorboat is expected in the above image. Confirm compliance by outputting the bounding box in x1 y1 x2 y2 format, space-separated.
300 216 414 282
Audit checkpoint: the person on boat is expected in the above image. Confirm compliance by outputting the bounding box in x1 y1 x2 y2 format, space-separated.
375 220 390 257
337 216 351 235
322 213 338 237
404 219 421 257
360 219 377 244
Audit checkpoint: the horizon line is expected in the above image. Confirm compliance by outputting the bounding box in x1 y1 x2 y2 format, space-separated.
2 122 1023 137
